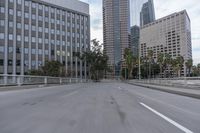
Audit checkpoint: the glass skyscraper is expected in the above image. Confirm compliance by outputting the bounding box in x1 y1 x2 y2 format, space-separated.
140 0 155 26
103 0 130 78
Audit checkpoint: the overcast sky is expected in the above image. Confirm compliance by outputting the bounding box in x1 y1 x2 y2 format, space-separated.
80 0 200 65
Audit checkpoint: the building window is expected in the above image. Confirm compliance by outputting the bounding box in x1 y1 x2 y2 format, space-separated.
24 48 28 54
39 27 42 32
32 25 36 31
17 0 22 4
24 60 28 66
0 33 4 39
45 6 49 12
0 7 5 13
0 59 3 66
31 60 36 66
31 37 36 43
0 46 4 52
16 47 21 53
9 9 14 15
38 38 42 43
39 16 43 21
31 49 36 54
38 5 43 10
0 20 5 26
25 24 29 30
25 13 29 18
45 39 48 44
17 23 21 29
45 50 48 55
57 41 60 45
51 29 54 34
17 35 21 41
32 14 36 20
32 3 36 8
8 60 12 66
45 28 48 33
17 11 21 17
38 49 42 55
9 21 13 28
25 1 29 6
8 47 13 53
9 34 13 40
16 60 21 66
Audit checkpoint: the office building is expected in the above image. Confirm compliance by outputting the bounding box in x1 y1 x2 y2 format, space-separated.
0 0 90 78
140 0 155 27
103 0 130 77
140 10 192 76
130 25 140 57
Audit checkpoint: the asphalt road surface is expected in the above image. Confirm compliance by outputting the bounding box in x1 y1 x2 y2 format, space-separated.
0 82 200 133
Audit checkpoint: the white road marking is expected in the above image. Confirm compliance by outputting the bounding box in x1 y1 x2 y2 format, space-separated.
118 87 122 90
66 91 78 97
140 102 194 133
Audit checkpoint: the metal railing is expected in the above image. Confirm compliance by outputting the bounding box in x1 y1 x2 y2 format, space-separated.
0 74 88 86
130 77 200 89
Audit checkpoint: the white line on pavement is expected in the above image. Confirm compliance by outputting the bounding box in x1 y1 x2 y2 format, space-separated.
140 102 194 133
66 91 79 97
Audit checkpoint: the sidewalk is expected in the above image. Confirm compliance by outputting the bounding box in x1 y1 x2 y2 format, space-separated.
128 82 200 99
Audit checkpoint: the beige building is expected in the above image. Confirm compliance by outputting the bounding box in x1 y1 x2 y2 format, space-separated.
140 10 192 76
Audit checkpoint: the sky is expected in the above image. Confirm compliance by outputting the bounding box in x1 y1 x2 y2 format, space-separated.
80 0 200 65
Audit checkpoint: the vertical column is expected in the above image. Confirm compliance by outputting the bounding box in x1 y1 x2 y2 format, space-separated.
84 16 87 79
60 11 62 63
21 0 25 75
48 7 51 60
42 5 45 65
35 3 38 69
65 12 68 77
79 16 82 79
13 0 16 75
4 0 9 84
70 12 73 78
54 9 57 61
75 14 77 78
28 1 32 70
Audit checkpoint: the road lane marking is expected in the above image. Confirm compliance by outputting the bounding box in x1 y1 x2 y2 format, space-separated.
66 91 78 97
140 102 194 133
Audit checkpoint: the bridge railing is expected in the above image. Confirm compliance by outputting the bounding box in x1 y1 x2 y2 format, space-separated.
0 74 87 86
129 77 200 89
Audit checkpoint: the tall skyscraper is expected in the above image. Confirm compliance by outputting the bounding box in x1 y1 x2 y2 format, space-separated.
140 10 192 76
103 0 130 77
140 0 155 26
0 0 90 78
130 25 140 57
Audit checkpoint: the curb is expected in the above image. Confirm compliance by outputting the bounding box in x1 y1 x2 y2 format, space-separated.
128 82 200 100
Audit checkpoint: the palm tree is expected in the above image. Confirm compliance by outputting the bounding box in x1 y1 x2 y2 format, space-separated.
157 53 164 77
164 54 172 78
147 50 154 78
124 48 136 79
185 59 193 77
172 56 184 77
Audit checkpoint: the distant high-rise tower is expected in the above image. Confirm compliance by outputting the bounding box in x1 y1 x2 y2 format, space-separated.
130 25 140 57
140 0 155 26
103 0 130 77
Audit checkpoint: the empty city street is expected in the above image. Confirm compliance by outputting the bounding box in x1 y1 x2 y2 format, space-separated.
0 82 200 133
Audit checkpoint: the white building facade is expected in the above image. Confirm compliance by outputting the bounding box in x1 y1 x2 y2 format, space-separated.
0 0 90 78
140 10 192 76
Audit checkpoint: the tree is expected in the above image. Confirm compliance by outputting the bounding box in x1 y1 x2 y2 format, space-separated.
185 59 193 77
147 50 154 78
76 39 110 81
28 61 64 77
42 61 64 77
171 56 184 77
124 48 134 79
157 53 164 77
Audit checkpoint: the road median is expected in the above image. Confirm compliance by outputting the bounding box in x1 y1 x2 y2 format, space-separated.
127 81 200 99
